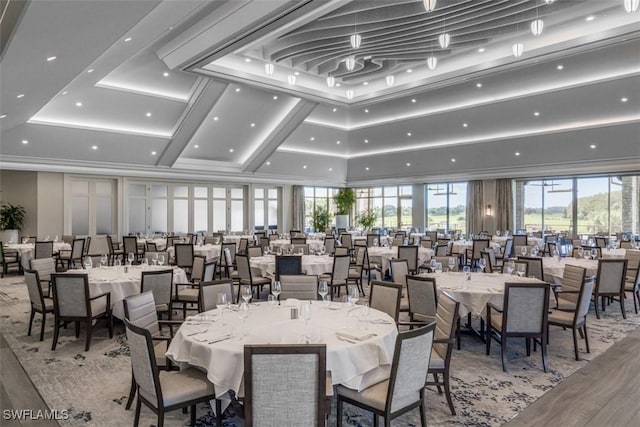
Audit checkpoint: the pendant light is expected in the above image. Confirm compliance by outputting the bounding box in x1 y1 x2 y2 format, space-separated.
385 75 395 86
345 56 356 71
531 19 544 36
287 74 296 85
427 56 438 70
624 0 639 13
346 89 354 100
438 33 450 49
350 34 361 49
264 63 274 76
512 42 524 57
326 76 336 88
423 0 437 12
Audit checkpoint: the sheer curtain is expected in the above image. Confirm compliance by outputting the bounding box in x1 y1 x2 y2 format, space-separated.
292 185 305 231
494 179 514 232
466 180 484 234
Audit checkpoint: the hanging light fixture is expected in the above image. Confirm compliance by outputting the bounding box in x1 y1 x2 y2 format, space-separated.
326 76 336 88
385 75 395 86
345 56 356 71
531 19 544 36
544 0 555 4
287 74 296 85
350 33 362 49
624 0 639 13
264 63 274 76
512 42 524 57
346 89 354 100
438 33 450 49
427 56 438 70
423 0 437 12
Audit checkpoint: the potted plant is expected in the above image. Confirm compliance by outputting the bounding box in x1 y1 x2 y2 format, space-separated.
333 188 355 229
0 202 26 244
357 209 378 231
310 206 331 233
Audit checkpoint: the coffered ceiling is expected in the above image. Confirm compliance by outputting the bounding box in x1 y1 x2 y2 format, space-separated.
1 0 639 186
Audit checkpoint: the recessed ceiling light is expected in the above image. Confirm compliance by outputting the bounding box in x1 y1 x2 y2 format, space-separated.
163 72 169 77
411 99 416 103
332 108 337 112
336 140 341 145
407 132 412 136
87 69 94 73
476 83 482 88
250 123 255 127
46 56 56 62
407 69 413 73
21 139 28 144
91 145 98 150
0 114 6 119
406 163 411 167
310 137 315 141
364 139 368 143
273 95 278 100
365 167 370 171
451 158 456 162
213 116 219 121
557 64 564 70
229 148 234 153
621 97 628 102
303 165 307 169
590 144 597 149
586 15 595 21
235 88 240 92
16 94 24 99
266 161 271 166
329 168 333 171
244 58 251 63
364 109 369 113
336 83 341 87
478 48 485 53
124 37 132 42
534 111 540 116
293 72 300 76
363 82 368 86
151 151 157 155
463 123 468 128
169 26 174 30
515 152 521 156
146 112 152 117
194 145 199 148
62 91 68 95
75 101 83 107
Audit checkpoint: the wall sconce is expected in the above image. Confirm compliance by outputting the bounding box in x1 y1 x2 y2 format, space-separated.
485 204 493 216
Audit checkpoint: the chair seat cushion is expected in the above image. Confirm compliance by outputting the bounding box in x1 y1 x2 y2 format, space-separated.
489 312 503 331
33 298 54 312
177 288 199 301
556 297 576 311
155 303 170 313
336 380 388 412
348 269 361 279
429 350 445 370
548 309 574 326
140 368 214 408
153 340 169 367
413 313 436 323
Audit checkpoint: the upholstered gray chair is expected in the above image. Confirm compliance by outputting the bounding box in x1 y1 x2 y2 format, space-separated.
398 245 419 274
124 318 221 427
199 279 235 312
51 273 113 351
466 239 490 269
486 283 551 372
202 260 217 282
320 254 350 297
517 256 544 280
279 275 319 300
141 269 173 320
366 234 379 247
336 323 435 427
348 246 367 297
426 291 460 415
34 241 53 259
389 259 409 313
123 291 183 410
334 247 349 256
24 269 54 341
434 244 449 256
29 257 56 297
0 242 21 277
238 238 249 254
624 249 640 313
369 281 403 323
56 238 84 270
405 275 438 325
189 255 205 283
593 259 627 319
222 246 238 281
548 278 594 360
122 235 143 264
339 233 353 250
236 253 271 301
555 265 587 310
247 246 264 258
324 237 336 255
243 344 328 426
174 243 194 276
106 235 123 266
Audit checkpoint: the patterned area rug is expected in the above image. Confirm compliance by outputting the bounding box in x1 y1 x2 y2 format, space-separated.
2 275 639 427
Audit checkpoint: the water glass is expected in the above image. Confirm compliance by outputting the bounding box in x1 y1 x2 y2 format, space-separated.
348 286 359 305
127 252 135 266
448 257 456 272
100 254 108 268
242 285 253 303
300 302 312 326
267 295 277 307
272 281 282 304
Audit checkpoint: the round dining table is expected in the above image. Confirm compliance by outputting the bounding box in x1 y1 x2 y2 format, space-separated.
65 265 188 319
449 239 501 254
541 257 599 283
367 246 433 272
166 301 398 398
166 244 221 262
249 254 334 278
267 239 325 253
5 242 71 269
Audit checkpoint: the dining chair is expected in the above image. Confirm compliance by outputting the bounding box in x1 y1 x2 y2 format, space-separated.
517 256 544 280
0 242 21 277
56 238 85 270
593 259 627 319
392 237 404 247
236 253 271 301
219 242 236 278
348 246 367 297
166 236 180 249
145 242 158 252
486 283 551 372
123 318 221 427
106 235 123 266
24 269 54 341
34 241 54 259
324 237 336 255
366 234 379 247
555 265 587 310
244 344 328 427
189 255 205 284
199 279 235 312
426 291 460 415
83 236 92 258
339 233 353 250
420 238 433 249
434 244 449 257
620 241 634 249
174 243 194 276
123 235 143 264
466 239 490 268
51 273 113 351
320 254 350 297
369 281 403 323
275 255 302 281
398 245 419 274
513 235 528 247
238 238 249 255
336 323 435 427
247 246 263 258
405 275 438 325
334 247 349 256
141 269 174 321
62 235 76 245
28 257 56 297
432 256 459 272
291 244 309 255
290 237 307 245
624 249 640 313
548 278 594 361
123 291 184 410
279 274 319 300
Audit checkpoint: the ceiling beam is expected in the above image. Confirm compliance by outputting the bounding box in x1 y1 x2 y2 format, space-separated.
156 80 227 167
242 99 317 173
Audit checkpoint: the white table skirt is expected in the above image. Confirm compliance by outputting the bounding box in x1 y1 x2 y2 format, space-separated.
420 272 546 318
367 247 433 272
267 239 325 253
542 257 598 284
66 265 188 319
166 301 398 396
166 244 221 262
249 255 334 278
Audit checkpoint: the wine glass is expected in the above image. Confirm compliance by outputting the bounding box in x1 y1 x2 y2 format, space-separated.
22 237 28 244
448 257 456 272
45 235 50 241
272 281 282 305
318 281 329 305
100 254 108 268
217 293 228 321
320 246 325 256
141 258 149 269
435 262 443 273
430 258 437 271
373 238 378 247
300 302 312 327
517 263 526 277
478 258 487 272
590 248 598 260
54 235 59 243
83 256 93 270
114 258 121 269
520 246 527 257
462 265 471 280
577 247 584 259
348 286 359 306
242 285 253 304
153 252 159 266
127 252 134 266
158 254 165 266
357 302 370 330
237 302 250 338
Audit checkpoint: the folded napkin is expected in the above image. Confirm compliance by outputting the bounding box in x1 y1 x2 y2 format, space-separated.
368 318 393 325
192 331 232 344
336 330 375 341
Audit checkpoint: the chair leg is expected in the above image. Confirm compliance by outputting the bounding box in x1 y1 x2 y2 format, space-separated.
500 336 508 372
190 404 196 426
84 321 92 351
157 411 164 427
419 402 427 427
594 295 601 319
39 313 46 342
215 399 222 427
572 328 580 361
337 397 343 427
133 397 142 427
108 313 114 338
51 321 60 351
583 325 590 353
620 294 627 319
75 321 81 338
541 337 549 373
486 328 491 355
525 337 531 356
28 309 35 336
125 372 136 410
443 370 456 415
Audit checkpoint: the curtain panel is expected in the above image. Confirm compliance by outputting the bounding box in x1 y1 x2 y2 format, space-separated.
466 180 484 234
494 179 514 232
292 185 305 230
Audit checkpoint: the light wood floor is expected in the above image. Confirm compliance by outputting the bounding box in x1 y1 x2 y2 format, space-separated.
506 326 640 426
0 334 60 427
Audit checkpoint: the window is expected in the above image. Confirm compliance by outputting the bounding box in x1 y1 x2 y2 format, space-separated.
520 180 573 235
425 183 467 232
193 187 208 234
354 186 412 228
70 178 117 236
254 187 279 231
304 187 338 230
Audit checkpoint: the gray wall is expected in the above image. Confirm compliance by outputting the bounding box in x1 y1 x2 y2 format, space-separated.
0 170 38 237
37 172 64 239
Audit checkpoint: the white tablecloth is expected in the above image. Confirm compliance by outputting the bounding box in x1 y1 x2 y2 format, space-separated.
492 236 545 248
268 239 325 253
352 235 392 246
6 242 71 268
66 265 188 319
166 244 221 262
250 255 334 278
222 235 255 246
420 272 545 317
137 238 167 251
166 301 398 396
367 246 433 272
541 257 598 283
449 240 501 254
